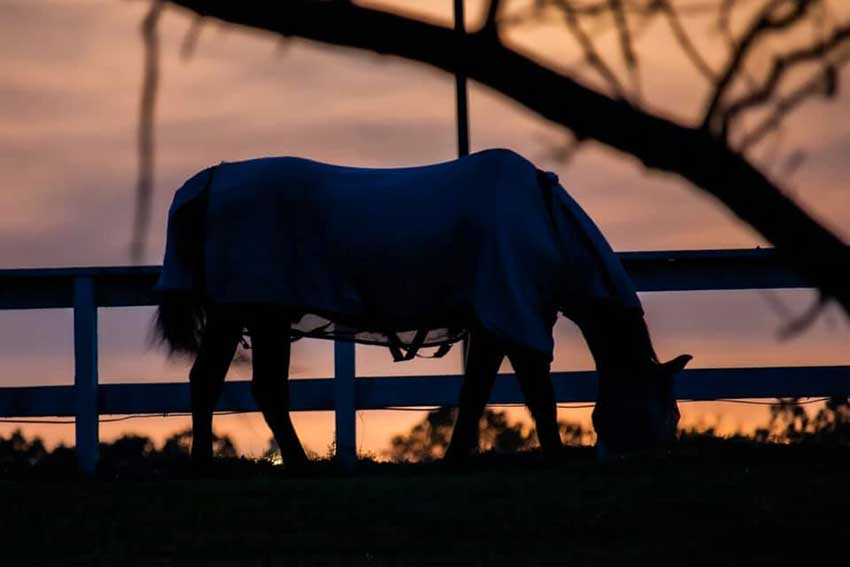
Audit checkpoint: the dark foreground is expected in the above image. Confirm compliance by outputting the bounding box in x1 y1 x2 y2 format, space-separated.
2 440 849 566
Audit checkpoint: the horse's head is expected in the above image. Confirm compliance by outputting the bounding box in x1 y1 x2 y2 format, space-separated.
592 353 691 460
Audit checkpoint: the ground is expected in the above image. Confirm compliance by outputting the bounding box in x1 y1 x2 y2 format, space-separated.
1 441 848 566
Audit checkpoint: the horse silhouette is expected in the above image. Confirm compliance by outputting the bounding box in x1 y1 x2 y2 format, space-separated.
154 149 691 467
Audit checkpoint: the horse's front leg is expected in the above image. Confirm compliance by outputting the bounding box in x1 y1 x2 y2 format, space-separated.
508 348 562 459
445 330 505 463
248 312 309 470
189 306 243 465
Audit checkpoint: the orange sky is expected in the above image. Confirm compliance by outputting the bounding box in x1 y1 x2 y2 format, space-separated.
1 0 849 458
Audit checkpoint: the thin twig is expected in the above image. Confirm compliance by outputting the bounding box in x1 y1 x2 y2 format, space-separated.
130 0 163 264
703 0 817 133
721 22 850 137
609 0 641 96
482 0 502 35
660 0 717 81
777 294 829 339
555 0 626 97
180 13 203 60
738 56 845 150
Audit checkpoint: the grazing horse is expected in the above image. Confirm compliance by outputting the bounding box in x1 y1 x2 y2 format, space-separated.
154 149 690 467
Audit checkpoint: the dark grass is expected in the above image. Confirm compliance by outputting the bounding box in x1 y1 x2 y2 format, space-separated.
2 439 849 566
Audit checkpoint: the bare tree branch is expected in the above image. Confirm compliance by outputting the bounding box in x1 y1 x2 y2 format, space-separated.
555 0 627 97
738 58 844 150
722 22 850 138
482 0 502 36
758 287 828 338
180 13 203 60
660 0 717 82
667 0 729 16
717 0 736 45
716 0 763 94
609 0 641 95
778 293 829 338
130 0 162 264
500 0 611 25
551 132 584 163
703 0 818 133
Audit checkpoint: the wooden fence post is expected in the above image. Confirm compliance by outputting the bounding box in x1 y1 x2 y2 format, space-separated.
73 276 99 476
334 340 356 469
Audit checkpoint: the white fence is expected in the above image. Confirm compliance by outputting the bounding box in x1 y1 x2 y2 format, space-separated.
1 248 848 474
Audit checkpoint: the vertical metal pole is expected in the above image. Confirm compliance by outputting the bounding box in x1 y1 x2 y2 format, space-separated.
334 340 356 469
455 0 472 368
454 0 470 157
73 276 99 476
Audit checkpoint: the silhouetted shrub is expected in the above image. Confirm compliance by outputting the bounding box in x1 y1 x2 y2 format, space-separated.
384 407 592 462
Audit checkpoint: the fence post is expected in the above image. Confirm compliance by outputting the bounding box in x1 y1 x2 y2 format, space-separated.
454 0 469 158
454 0 471 370
334 340 356 469
73 276 99 476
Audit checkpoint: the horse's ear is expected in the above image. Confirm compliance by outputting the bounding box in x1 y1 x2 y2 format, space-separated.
661 354 692 375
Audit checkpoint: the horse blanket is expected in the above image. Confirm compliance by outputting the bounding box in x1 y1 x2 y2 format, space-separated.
156 149 640 360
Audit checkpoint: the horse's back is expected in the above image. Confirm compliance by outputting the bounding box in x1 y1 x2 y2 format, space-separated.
202 149 558 323
210 148 538 220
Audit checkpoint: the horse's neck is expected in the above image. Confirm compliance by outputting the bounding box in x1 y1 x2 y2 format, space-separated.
574 305 656 378
576 315 617 372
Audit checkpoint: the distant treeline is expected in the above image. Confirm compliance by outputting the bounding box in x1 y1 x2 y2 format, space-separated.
2 396 848 475
0 427 240 479
384 396 850 461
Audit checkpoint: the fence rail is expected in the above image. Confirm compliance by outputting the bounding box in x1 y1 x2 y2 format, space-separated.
1 248 848 473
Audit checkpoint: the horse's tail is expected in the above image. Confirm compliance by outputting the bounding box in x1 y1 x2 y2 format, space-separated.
153 166 216 356
154 293 207 355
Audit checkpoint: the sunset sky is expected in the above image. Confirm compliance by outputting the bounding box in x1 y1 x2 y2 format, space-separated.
1 0 849 458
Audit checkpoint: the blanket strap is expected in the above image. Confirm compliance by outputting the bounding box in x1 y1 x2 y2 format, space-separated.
388 330 459 361
404 329 429 360
388 329 429 362
416 342 454 359
388 339 405 362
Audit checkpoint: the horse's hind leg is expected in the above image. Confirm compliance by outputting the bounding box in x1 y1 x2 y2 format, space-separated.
445 330 505 463
247 312 309 469
189 306 243 465
508 348 562 459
